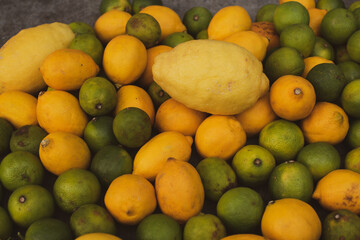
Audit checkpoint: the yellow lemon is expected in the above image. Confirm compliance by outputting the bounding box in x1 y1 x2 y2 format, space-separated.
261 198 321 240
312 169 360 214
208 6 252 40
76 233 122 240
103 35 147 86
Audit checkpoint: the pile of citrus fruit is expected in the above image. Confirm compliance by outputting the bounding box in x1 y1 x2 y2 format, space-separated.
1 0 360 239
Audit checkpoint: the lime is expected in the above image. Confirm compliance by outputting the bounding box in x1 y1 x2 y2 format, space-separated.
320 8 357 46
90 145 133 187
341 79 360 118
136 213 182 240
53 168 101 213
100 0 132 14
183 7 213 37
311 36 335 61
264 47 305 82
338 61 360 83
256 4 278 22
79 77 117 116
347 30 360 63
68 22 96 35
0 151 44 191
126 13 161 48
296 142 341 181
9 125 47 156
217 187 264 233
322 209 360 240
183 213 226 240
232 145 276 186
70 204 116 237
0 207 13 240
353 8 360 29
349 1 360 11
336 45 352 63
8 184 54 228
280 23 315 57
196 29 208 39
316 0 345 11
25 218 73 240
113 107 152 148
273 1 310 34
268 160 314 202
196 157 237 202
306 63 346 102
344 147 360 173
69 33 104 66
347 119 360 148
147 81 171 109
0 118 14 157
259 119 304 163
162 32 194 48
132 0 162 14
84 116 118 153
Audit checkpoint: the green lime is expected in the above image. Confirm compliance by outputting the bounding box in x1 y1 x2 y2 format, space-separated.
264 47 305 83
311 36 335 61
79 77 117 116
0 206 13 240
196 157 237 202
183 213 226 240
196 29 208 39
347 30 360 63
126 13 161 48
337 61 360 83
25 218 73 240
341 79 360 118
84 116 118 153
320 8 357 46
232 145 276 186
296 142 341 181
9 125 47 156
345 147 360 173
70 204 116 237
349 1 360 11
216 187 264 233
280 23 315 57
259 119 304 163
347 119 360 148
0 118 13 157
353 8 360 29
183 7 213 37
68 22 96 35
0 151 44 191
69 33 104 66
273 1 310 34
316 0 345 11
136 213 182 240
162 32 194 48
306 63 346 102
100 0 132 14
113 107 152 148
8 185 54 228
268 160 314 202
53 168 101 213
322 209 360 240
256 4 278 22
147 81 171 109
336 45 352 63
132 0 163 14
90 145 133 187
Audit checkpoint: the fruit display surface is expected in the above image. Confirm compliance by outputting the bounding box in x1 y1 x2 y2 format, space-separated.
1 0 360 240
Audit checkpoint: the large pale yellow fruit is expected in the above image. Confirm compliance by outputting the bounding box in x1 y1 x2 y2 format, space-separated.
152 40 269 115
0 22 74 94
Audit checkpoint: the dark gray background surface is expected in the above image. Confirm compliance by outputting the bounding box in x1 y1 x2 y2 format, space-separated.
0 0 355 46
